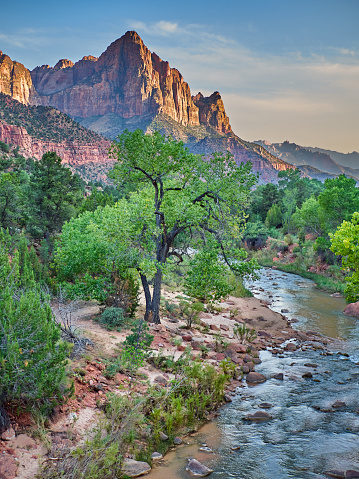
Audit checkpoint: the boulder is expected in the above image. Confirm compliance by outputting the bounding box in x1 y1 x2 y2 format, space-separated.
151 452 163 461
122 459 151 477
246 372 266 384
244 410 272 422
186 458 214 476
344 302 359 317
273 373 284 380
173 436 182 445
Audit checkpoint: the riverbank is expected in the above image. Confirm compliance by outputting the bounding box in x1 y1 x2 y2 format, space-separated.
0 279 332 479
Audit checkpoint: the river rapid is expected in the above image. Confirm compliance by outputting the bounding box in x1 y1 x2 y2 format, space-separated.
150 268 359 478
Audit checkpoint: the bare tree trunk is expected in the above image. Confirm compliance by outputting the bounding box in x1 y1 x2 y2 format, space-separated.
139 272 153 322
151 267 163 324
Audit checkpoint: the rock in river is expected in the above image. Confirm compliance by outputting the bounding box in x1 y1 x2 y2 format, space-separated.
243 410 272 422
122 458 151 477
186 458 214 476
246 372 267 384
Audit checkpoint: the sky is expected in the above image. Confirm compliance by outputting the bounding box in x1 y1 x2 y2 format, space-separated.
1 0 358 153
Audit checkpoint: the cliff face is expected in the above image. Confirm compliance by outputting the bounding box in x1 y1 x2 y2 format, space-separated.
0 120 111 166
0 52 34 105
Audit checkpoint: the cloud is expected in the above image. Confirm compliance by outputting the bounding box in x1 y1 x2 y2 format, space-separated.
128 20 181 36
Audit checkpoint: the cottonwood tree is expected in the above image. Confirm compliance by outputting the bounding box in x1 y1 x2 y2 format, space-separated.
330 212 359 302
56 130 258 323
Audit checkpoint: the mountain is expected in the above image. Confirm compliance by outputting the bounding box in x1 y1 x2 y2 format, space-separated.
305 146 359 170
255 140 359 181
0 31 295 183
0 93 112 183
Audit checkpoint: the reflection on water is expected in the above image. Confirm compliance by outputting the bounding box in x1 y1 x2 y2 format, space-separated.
150 268 359 478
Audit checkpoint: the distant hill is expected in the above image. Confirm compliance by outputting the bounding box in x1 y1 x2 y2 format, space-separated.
255 140 359 181
305 146 359 170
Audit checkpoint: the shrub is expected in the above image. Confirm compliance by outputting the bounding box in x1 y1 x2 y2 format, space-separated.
97 307 125 331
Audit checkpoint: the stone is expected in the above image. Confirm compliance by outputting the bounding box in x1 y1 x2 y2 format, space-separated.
199 446 213 452
332 400 346 409
258 402 272 409
122 458 151 477
150 452 163 461
159 431 168 441
224 394 232 402
244 410 272 422
0 454 18 479
304 363 317 368
246 372 266 384
281 309 289 313
345 470 359 478
257 330 272 339
173 436 182 445
186 458 214 476
177 344 186 351
220 324 229 331
216 353 225 361
273 373 284 380
182 334 192 342
284 343 297 351
302 371 313 378
209 324 220 331
1 427 15 441
344 302 359 317
154 375 168 385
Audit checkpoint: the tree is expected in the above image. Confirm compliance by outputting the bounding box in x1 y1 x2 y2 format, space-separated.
0 234 69 409
57 130 258 323
330 212 359 302
318 175 359 231
28 152 84 240
265 203 282 228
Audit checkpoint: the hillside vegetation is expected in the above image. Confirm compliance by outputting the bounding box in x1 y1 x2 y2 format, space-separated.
0 93 106 144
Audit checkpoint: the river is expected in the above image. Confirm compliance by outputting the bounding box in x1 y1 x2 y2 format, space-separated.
150 268 359 478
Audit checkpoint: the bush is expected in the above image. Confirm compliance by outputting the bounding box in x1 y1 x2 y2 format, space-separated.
97 307 126 330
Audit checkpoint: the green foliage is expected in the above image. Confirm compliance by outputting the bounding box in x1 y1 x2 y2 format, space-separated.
178 300 205 328
265 203 282 228
330 212 359 302
243 221 269 249
185 241 243 306
97 307 126 331
28 151 84 239
233 324 257 343
0 141 10 153
0 239 69 410
58 129 258 323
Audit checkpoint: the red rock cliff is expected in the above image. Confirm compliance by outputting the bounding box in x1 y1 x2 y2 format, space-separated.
0 119 111 166
0 52 34 105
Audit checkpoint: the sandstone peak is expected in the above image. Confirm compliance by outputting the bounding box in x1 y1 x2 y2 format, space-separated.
0 53 34 104
54 59 74 69
81 55 98 62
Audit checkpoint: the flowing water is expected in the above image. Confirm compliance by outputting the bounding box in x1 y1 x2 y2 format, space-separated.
150 268 359 478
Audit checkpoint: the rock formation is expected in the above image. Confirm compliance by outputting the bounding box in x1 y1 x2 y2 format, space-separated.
30 31 213 129
0 52 34 105
0 120 111 167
